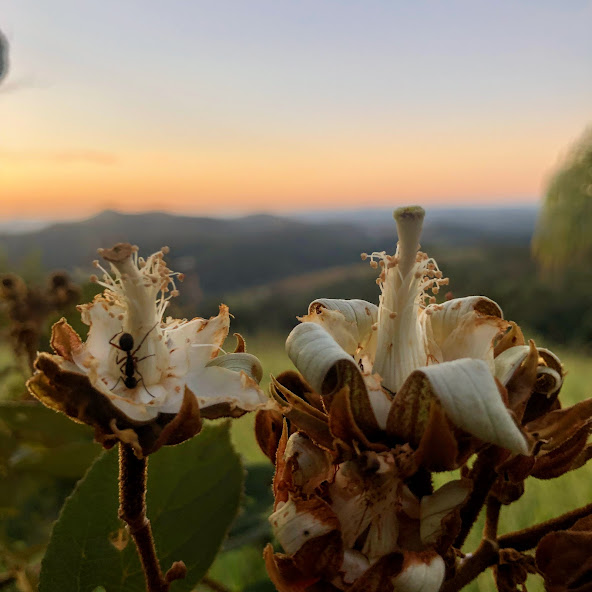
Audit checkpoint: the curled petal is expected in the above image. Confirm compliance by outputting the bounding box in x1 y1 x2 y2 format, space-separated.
206 352 263 383
494 343 536 387
302 298 378 359
390 359 529 454
286 322 363 397
421 359 528 454
425 296 507 369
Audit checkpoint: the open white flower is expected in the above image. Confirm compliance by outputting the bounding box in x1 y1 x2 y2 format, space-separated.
28 243 267 455
286 207 529 456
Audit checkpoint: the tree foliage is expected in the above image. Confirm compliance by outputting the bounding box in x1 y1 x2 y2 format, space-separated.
533 127 592 271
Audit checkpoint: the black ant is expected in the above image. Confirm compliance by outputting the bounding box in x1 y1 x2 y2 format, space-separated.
109 323 158 397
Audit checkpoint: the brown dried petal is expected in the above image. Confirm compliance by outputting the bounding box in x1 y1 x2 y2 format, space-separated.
329 386 387 455
536 523 592 592
387 370 435 446
273 420 290 507
525 399 592 478
270 378 334 451
263 544 316 592
233 332 246 353
50 318 83 362
255 408 285 462
413 401 459 472
27 353 201 457
494 549 537 592
494 322 526 357
270 497 343 579
504 341 539 418
275 370 325 414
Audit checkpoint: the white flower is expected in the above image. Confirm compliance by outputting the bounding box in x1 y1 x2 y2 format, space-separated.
286 207 529 455
79 243 267 421
28 243 267 455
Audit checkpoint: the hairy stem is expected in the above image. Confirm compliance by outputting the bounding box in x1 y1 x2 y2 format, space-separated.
484 497 501 541
442 539 499 592
498 501 592 551
118 444 186 592
454 446 502 549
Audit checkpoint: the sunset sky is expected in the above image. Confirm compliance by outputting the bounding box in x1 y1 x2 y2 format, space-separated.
1 1 591 221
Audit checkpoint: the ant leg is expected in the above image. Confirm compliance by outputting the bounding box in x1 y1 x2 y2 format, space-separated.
136 371 155 398
110 376 123 391
135 353 155 364
131 321 160 356
109 330 125 351
116 354 126 365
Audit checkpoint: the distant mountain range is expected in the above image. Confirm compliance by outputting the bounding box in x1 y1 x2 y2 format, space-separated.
0 207 538 298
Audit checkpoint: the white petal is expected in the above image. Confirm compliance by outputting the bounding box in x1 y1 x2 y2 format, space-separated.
206 353 262 382
364 373 392 430
183 365 266 413
284 433 333 494
425 296 506 369
269 498 334 555
75 298 125 377
494 345 530 385
286 322 361 395
165 307 229 371
494 345 563 396
392 554 445 592
340 550 370 585
303 298 378 359
420 358 529 454
420 480 471 546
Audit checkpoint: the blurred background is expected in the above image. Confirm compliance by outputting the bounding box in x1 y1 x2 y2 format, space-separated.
1 2 592 591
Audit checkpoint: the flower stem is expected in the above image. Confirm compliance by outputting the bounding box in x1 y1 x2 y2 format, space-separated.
498 501 592 551
118 444 185 592
442 539 499 592
454 446 502 549
484 497 501 541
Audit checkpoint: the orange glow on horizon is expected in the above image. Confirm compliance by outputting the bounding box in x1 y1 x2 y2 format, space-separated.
1 138 552 220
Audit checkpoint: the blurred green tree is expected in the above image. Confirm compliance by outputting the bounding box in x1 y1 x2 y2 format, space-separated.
532 127 592 271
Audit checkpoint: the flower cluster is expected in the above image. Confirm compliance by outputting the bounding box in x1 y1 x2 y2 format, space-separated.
27 243 268 457
258 207 592 591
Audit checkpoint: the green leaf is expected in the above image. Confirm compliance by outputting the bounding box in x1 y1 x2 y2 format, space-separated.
10 441 100 479
201 546 273 592
224 463 273 551
39 423 243 592
0 402 92 447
